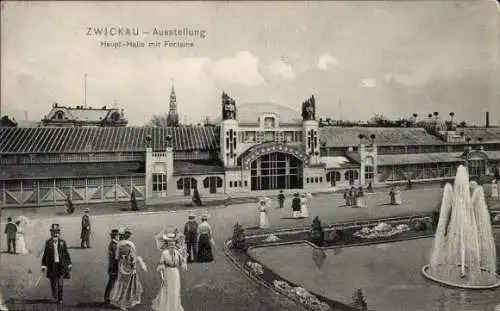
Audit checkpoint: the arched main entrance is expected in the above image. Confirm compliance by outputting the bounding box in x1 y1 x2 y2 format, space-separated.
250 152 303 190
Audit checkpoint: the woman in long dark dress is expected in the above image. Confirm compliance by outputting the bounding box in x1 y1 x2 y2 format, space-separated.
196 216 214 262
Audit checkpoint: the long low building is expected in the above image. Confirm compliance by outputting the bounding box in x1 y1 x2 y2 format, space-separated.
1 96 499 207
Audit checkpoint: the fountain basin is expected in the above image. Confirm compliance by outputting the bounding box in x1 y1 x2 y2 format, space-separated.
421 264 500 289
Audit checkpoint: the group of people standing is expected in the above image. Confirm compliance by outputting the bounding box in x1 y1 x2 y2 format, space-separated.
343 187 365 207
389 187 402 205
257 191 311 229
4 216 29 255
102 214 214 311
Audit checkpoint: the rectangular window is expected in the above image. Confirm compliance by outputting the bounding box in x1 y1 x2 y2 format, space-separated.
229 181 233 188
244 181 248 187
153 173 167 192
238 181 242 187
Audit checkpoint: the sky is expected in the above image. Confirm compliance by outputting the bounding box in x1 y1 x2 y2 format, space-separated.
1 1 499 126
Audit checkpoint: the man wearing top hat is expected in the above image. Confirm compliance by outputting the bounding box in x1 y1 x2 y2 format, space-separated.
4 217 17 254
104 229 120 304
81 208 91 248
41 224 72 304
183 215 198 263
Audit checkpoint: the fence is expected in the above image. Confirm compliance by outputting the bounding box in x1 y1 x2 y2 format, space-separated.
1 176 145 208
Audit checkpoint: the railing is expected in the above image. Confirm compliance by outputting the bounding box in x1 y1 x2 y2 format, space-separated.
1 176 145 208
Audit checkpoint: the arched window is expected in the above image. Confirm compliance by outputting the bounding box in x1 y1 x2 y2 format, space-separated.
53 110 65 120
264 116 275 128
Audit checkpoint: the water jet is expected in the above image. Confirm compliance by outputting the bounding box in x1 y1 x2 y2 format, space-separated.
421 165 500 289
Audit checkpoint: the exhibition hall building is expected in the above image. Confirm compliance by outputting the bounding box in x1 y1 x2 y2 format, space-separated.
0 90 499 208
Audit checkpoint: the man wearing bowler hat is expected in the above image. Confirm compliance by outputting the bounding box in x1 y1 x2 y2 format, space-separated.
104 229 120 304
41 224 72 304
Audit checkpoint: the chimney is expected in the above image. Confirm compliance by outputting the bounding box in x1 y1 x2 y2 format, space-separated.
486 111 489 128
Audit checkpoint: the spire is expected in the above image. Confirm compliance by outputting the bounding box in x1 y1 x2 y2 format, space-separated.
166 79 179 126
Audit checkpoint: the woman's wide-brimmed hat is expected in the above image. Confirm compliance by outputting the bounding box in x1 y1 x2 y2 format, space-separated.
50 224 61 232
163 232 177 241
188 214 196 220
294 192 300 197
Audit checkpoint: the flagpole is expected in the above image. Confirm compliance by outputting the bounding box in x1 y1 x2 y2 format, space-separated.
84 73 87 108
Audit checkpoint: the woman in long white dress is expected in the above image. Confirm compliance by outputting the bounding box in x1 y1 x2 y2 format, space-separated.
15 220 29 254
258 199 270 229
300 194 309 218
394 187 402 205
152 232 187 311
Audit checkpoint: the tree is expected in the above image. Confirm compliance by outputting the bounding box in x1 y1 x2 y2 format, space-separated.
368 114 390 126
231 222 247 250
146 113 170 127
350 288 368 311
358 134 365 145
192 187 202 206
433 112 439 119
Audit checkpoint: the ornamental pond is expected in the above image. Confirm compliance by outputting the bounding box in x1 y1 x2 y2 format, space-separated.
248 232 500 311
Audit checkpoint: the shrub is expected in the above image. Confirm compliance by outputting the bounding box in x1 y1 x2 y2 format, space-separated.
350 288 368 311
231 222 247 250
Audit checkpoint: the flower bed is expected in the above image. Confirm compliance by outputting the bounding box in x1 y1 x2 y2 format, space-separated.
273 280 331 311
246 261 264 275
353 222 410 239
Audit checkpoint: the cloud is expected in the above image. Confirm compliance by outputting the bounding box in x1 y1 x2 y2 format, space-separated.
212 51 265 87
383 73 430 86
361 78 377 88
317 54 338 71
268 60 295 80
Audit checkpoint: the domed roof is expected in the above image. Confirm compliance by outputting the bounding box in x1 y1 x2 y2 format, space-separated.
236 102 302 125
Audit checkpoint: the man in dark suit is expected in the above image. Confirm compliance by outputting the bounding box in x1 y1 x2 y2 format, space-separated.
183 215 198 263
81 208 91 248
4 217 17 254
104 229 119 304
41 224 72 304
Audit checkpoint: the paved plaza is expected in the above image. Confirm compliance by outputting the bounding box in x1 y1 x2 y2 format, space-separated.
1 187 444 311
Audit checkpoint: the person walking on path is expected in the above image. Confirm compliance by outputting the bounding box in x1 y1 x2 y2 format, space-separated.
258 198 270 229
291 193 302 218
41 224 72 304
130 190 138 211
104 229 120 305
300 194 309 218
4 217 17 254
152 232 188 311
183 215 198 263
110 228 144 311
80 208 91 248
196 215 214 263
278 190 285 209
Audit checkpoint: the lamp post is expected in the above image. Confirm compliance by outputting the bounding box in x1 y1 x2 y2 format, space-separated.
145 134 152 209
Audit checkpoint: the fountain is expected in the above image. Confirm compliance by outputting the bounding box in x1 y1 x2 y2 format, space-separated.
421 165 500 289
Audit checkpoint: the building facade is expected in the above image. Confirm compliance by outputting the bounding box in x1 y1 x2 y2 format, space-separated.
1 93 500 207
41 103 128 127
